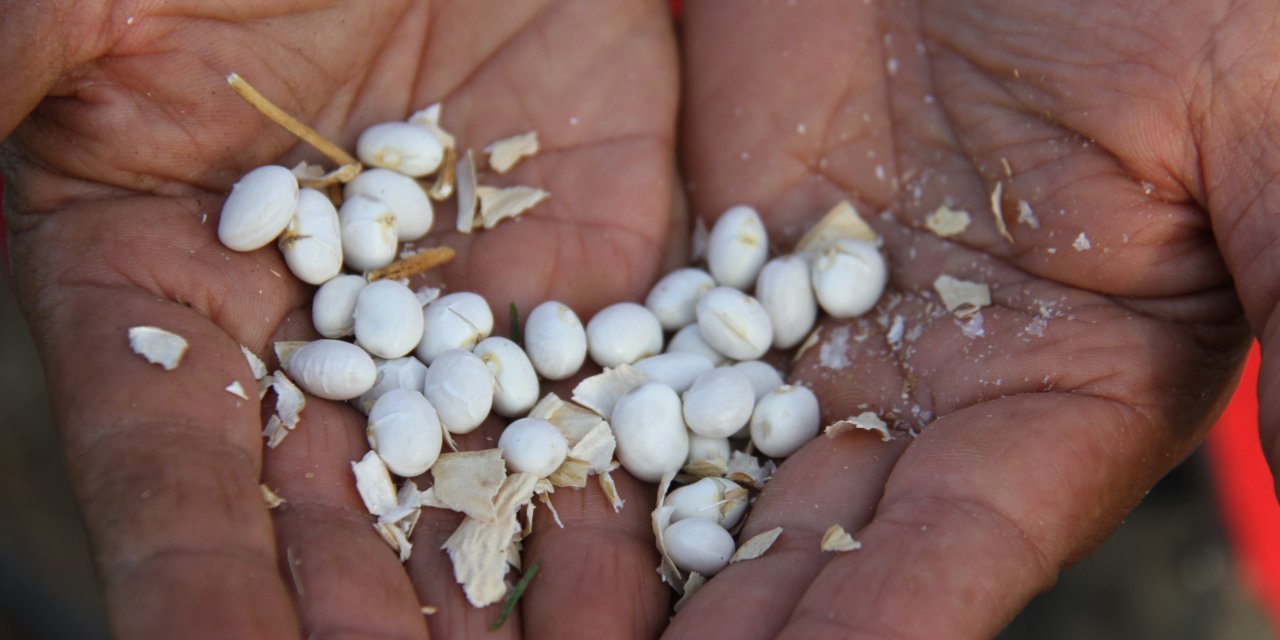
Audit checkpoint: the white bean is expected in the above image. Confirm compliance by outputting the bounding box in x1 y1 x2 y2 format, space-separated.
686 433 731 468
278 188 343 285
474 336 540 417
286 339 378 401
354 280 425 359
366 389 443 477
682 367 755 438
732 360 785 400
415 292 494 364
632 352 715 394
695 287 773 361
343 168 434 242
355 356 428 415
611 383 689 482
522 301 587 380
667 477 747 529
645 268 715 331
339 194 399 272
750 384 820 457
423 348 494 434
706 205 768 290
810 238 887 318
356 121 445 178
312 275 366 339
497 417 568 477
665 324 729 366
217 165 299 251
755 254 817 349
663 518 736 576
586 302 664 368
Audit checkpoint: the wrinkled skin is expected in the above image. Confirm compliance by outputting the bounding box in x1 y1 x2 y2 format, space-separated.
2 1 1278 638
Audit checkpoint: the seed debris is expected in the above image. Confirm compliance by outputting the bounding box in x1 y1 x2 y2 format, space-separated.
485 131 539 174
990 181 1014 243
826 411 893 442
259 483 286 508
933 274 991 317
128 326 188 371
730 527 784 563
924 205 971 237
365 246 456 282
821 524 861 552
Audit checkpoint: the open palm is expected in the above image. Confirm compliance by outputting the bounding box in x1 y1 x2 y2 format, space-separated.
669 1 1269 638
3 1 677 637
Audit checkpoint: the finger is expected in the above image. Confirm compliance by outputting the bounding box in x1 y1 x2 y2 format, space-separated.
263 397 428 639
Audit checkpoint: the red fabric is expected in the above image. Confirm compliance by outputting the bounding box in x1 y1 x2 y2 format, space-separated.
1207 344 1280 633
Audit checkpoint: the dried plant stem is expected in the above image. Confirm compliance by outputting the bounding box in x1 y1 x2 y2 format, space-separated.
226 72 360 171
366 246 457 281
297 163 362 189
429 145 457 201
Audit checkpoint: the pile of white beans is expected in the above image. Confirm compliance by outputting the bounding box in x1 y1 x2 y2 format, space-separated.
216 116 889 582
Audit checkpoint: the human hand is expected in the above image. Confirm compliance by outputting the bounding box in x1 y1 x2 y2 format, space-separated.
1 1 678 637
668 1 1270 637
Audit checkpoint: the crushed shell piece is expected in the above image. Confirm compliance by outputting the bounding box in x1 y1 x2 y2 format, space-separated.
794 201 877 253
1017 200 1040 228
259 483 286 508
274 341 307 369
365 246 456 282
924 205 971 237
821 524 862 553
725 451 775 491
263 415 288 448
933 275 991 317
673 572 708 613
599 468 625 512
455 150 478 233
225 381 249 400
990 181 1014 243
530 392 605 444
271 370 306 430
475 185 549 230
485 131 539 174
730 526 784 563
571 364 648 418
420 606 438 616
352 451 398 517
443 472 539 607
1073 232 1092 251
548 422 616 487
240 345 268 380
825 411 893 442
375 520 413 562
682 458 728 480
128 326 188 370
537 490 565 529
426 450 507 521
407 103 457 150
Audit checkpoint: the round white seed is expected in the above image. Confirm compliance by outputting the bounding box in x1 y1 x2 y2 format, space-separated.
645 267 715 331
632 352 715 394
750 384 820 457
682 367 756 438
415 292 494 364
686 433 731 468
366 389 443 477
756 254 817 349
810 238 888 318
586 302 664 368
665 324 729 366
663 518 736 576
343 168 434 242
312 275 366 339
497 417 569 478
611 383 689 482
732 360 785 400
522 301 587 380
423 348 494 434
706 205 769 290
339 194 399 272
286 339 378 401
354 280 425 359
695 287 773 361
667 477 748 530
355 356 429 415
217 165 299 252
279 187 343 285
356 121 445 178
474 336 540 417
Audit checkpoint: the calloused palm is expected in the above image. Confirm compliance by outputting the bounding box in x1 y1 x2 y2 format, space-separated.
2 1 678 637
671 1 1273 638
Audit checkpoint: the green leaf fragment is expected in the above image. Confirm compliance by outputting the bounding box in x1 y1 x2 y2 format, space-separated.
489 559 540 632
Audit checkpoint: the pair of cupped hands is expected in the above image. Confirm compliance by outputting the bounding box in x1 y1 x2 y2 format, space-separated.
3 1 1279 638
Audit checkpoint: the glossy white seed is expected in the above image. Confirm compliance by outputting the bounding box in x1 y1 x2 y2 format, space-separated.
756 255 817 349
339 194 399 271
217 165 299 251
750 384 820 457
632 352 715 394
355 356 429 415
706 205 769 290
312 275 366 339
522 301 587 380
682 367 756 438
354 280 425 358
586 302 664 368
343 168 434 242
687 433 731 467
286 339 378 401
423 349 494 434
356 121 445 178
645 268 715 331
811 238 888 318
667 477 748 529
663 518 736 576
366 389 443 477
416 292 494 364
498 417 569 477
279 188 343 285
665 324 729 366
732 360 785 400
611 383 689 482
474 336 540 417
696 287 773 361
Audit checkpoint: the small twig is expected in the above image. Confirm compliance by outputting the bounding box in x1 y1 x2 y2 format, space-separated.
489 560 540 631
297 163 362 189
365 246 456 281
226 72 361 172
